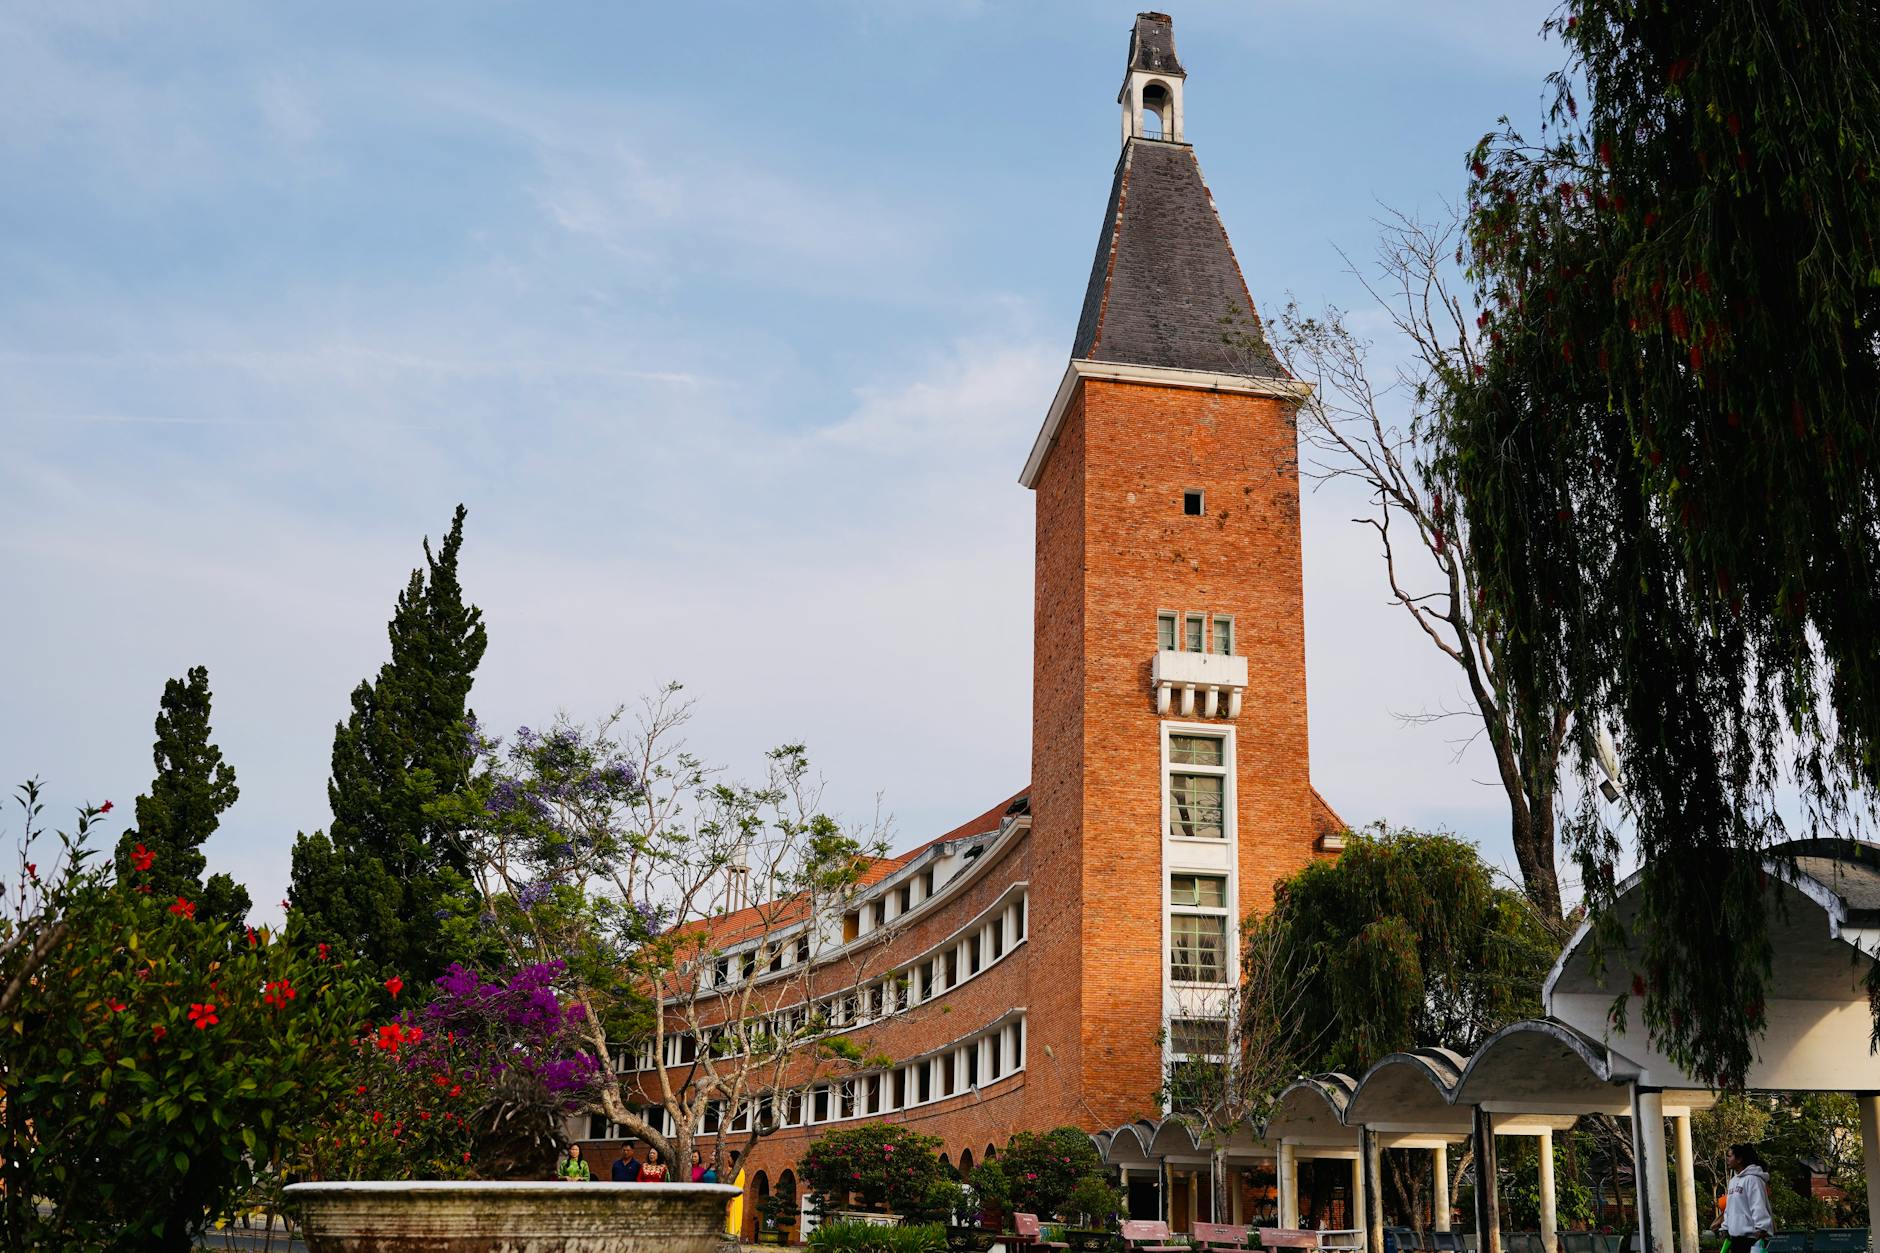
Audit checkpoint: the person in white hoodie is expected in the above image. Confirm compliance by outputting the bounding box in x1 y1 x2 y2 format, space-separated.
1713 1143 1775 1253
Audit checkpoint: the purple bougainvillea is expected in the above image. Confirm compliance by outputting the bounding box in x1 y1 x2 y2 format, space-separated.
395 961 602 1096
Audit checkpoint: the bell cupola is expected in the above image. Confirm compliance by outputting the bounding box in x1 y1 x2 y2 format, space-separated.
1118 11 1186 144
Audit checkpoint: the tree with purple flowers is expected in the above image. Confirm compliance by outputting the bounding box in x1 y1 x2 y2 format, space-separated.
446 686 911 1176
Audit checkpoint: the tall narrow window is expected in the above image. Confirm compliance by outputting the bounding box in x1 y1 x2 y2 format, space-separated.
1170 873 1230 983
1184 614 1205 653
1167 734 1226 839
1157 612 1178 651
1211 615 1233 656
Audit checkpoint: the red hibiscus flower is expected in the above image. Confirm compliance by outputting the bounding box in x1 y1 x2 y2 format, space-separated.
317 943 329 962
187 1002 219 1030
376 1023 408 1053
168 896 196 919
108 1000 126 1013
383 976 404 1000
263 979 297 1009
151 1024 167 1041
131 843 154 871
100 800 114 814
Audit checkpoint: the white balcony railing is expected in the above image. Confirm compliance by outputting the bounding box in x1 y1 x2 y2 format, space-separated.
1151 650 1249 718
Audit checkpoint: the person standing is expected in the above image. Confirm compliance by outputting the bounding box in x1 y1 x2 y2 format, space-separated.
725 1150 747 1240
1713 1143 1774 1253
690 1149 707 1183
640 1147 669 1182
611 1145 642 1183
558 1145 592 1183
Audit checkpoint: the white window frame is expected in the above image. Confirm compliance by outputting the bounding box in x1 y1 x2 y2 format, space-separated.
1165 730 1229 841
1211 613 1234 656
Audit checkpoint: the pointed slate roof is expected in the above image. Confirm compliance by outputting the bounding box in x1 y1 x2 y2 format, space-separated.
1126 12 1184 78
1070 137 1283 377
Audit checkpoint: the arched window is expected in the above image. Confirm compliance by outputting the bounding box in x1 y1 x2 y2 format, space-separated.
959 1147 975 1175
1140 81 1171 138
985 1143 998 1162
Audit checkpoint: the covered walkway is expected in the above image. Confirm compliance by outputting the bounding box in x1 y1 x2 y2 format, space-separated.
1093 840 1880 1253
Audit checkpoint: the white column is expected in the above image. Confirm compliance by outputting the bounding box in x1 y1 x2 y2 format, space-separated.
1634 1089 1674 1253
1364 1129 1386 1253
1279 1143 1299 1228
1352 1153 1364 1234
1673 1114 1699 1253
1859 1095 1880 1249
1433 1146 1452 1233
1538 1130 1559 1253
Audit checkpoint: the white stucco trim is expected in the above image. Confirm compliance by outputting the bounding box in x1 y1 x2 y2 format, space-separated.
1018 358 1308 489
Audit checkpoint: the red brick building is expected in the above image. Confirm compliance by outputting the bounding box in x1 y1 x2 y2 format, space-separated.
586 12 1342 1236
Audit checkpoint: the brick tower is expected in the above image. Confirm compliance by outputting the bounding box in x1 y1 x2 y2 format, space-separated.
1020 11 1331 1133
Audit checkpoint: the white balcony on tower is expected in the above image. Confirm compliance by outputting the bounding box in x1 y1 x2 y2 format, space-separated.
1152 650 1248 719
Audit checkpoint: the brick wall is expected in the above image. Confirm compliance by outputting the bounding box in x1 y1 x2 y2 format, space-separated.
1029 375 1321 1133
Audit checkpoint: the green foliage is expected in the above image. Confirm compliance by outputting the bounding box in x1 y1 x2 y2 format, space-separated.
289 504 487 980
1059 1172 1126 1229
1498 1136 1595 1231
801 1124 955 1224
1439 0 1880 1087
111 665 250 925
1756 1093 1868 1228
1252 826 1555 1073
985 1128 1110 1223
2 786 375 1252
807 1221 947 1253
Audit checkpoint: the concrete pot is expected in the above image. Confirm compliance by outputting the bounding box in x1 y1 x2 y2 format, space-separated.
285 1180 743 1253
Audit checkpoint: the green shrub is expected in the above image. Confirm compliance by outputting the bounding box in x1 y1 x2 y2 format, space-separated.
1060 1172 1125 1228
801 1123 954 1223
994 1127 1109 1220
0 788 378 1251
808 1220 947 1253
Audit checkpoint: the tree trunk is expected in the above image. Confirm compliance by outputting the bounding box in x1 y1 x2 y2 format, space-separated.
1212 1147 1230 1224
1387 1147 1426 1232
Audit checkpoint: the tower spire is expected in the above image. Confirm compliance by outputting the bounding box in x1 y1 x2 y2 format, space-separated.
1119 12 1186 144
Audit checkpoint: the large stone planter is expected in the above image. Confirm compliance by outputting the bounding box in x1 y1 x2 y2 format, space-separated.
285 1180 743 1253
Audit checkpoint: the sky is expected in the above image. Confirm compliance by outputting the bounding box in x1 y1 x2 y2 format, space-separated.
0 0 1570 924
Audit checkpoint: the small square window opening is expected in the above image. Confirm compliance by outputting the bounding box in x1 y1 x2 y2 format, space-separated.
1183 490 1204 516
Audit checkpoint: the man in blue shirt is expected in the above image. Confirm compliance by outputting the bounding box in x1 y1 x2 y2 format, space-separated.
611 1144 642 1182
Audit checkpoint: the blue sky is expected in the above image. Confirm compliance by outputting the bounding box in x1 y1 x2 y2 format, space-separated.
1 1 1567 922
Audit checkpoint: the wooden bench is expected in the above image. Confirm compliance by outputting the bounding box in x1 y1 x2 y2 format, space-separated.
1261 1228 1368 1252
1122 1219 1188 1252
1013 1213 1069 1250
1196 1221 1253 1250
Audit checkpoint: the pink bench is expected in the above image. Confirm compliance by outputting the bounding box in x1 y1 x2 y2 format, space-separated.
1122 1219 1187 1252
1260 1229 1367 1251
1196 1222 1253 1250
1013 1213 1069 1250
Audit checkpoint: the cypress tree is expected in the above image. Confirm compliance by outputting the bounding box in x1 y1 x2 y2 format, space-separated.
288 504 487 978
114 665 252 925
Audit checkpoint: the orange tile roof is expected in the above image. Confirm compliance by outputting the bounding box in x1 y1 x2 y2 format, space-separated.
678 787 1028 951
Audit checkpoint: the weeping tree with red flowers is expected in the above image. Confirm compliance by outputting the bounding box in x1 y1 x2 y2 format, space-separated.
1435 1 1880 1088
